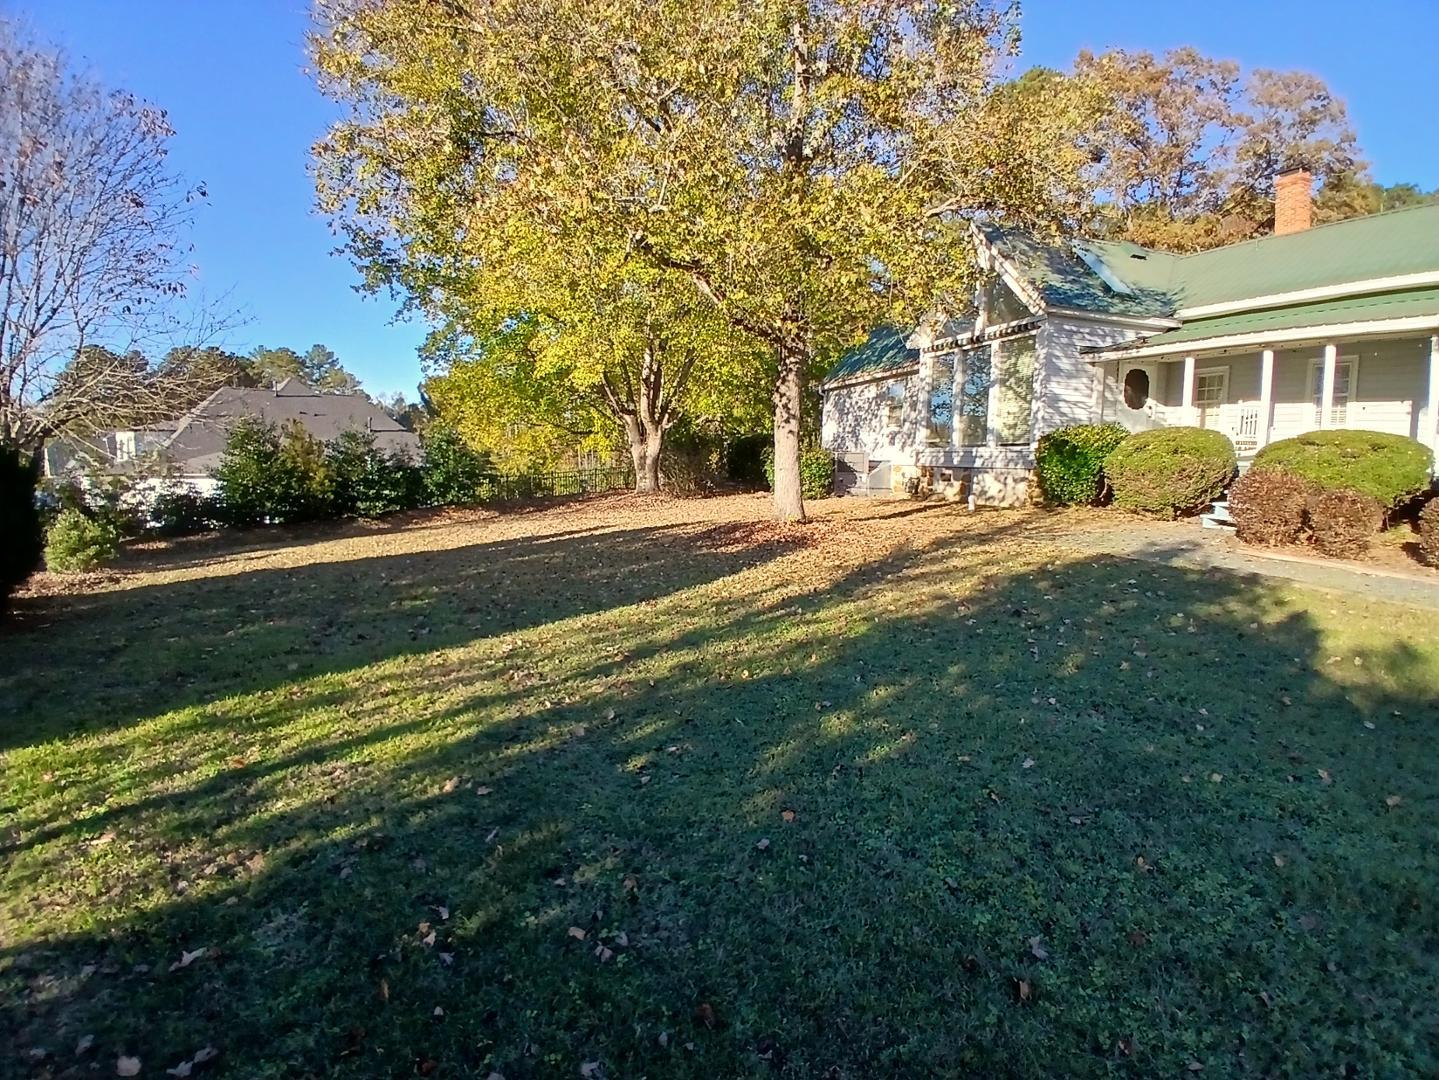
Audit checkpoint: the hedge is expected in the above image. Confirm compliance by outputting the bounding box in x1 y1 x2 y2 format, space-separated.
1034 423 1130 505
1228 468 1314 547
1250 430 1432 510
1419 500 1439 568
1104 427 1237 519
1307 488 1384 558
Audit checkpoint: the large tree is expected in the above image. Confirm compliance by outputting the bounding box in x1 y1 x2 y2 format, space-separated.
0 20 221 455
1070 48 1365 250
246 343 362 392
312 0 1091 520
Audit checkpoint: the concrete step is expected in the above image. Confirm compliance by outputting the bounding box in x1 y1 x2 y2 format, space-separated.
1200 513 1237 531
1207 500 1234 524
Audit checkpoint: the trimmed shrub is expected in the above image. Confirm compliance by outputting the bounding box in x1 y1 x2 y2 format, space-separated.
1034 422 1129 506
1250 430 1432 510
1419 500 1439 568
326 430 423 517
2 446 43 608
214 418 334 526
44 508 119 573
1228 468 1315 547
150 487 220 537
420 426 493 505
762 447 835 500
1104 427 1237 519
1307 488 1384 558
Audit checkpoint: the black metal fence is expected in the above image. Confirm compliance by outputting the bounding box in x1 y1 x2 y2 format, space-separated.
476 466 633 503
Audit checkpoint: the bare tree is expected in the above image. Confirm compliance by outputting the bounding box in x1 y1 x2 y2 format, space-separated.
0 19 225 456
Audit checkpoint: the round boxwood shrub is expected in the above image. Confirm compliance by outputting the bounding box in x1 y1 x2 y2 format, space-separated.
1250 430 1432 510
762 447 835 500
1307 488 1384 558
44 508 120 573
1034 422 1129 505
1419 499 1439 568
1228 468 1315 547
1104 426 1237 519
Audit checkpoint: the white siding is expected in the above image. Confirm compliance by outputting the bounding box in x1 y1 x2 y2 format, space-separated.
1039 316 1146 431
820 370 926 462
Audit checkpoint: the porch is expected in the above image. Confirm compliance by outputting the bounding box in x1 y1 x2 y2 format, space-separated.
1101 334 1439 459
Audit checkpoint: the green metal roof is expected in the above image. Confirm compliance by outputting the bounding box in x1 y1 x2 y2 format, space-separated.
822 325 919 384
986 202 1439 316
976 223 1176 319
1107 286 1439 349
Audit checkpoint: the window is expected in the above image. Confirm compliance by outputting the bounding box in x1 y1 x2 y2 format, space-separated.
1194 367 1228 428
981 277 1032 326
883 380 905 428
928 354 955 444
1309 356 1356 426
992 336 1036 444
956 347 991 445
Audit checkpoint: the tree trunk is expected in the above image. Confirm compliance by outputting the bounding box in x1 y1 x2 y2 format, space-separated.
624 415 665 494
771 343 806 522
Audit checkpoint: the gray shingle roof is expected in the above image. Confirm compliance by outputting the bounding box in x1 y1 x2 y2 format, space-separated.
162 380 420 473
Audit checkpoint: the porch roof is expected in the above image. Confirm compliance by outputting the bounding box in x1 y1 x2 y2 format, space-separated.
1086 286 1439 360
821 325 919 387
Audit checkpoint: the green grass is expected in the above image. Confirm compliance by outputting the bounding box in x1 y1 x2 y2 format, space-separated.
3 500 1439 1078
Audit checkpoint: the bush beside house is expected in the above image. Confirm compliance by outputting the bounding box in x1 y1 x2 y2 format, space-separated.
1228 469 1315 546
1034 423 1129 506
1103 427 1237 519
1419 501 1439 568
1306 488 1385 558
1250 430 1433 510
763 447 835 501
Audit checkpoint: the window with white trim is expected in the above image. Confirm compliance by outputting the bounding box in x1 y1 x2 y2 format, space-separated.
1194 367 1228 429
928 354 955 445
1308 356 1357 426
992 336 1036 444
883 379 905 428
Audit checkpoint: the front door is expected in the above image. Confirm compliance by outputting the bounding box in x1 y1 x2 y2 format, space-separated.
1115 362 1162 430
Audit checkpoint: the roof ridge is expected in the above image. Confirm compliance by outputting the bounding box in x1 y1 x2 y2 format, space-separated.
1174 201 1439 261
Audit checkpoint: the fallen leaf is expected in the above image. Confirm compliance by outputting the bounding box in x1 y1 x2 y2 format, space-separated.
1317 769 1332 784
434 1006 445 1017
1209 772 1224 783
594 944 614 962
432 905 450 921
1188 1062 1204 1072
192 1047 218 1066
475 786 493 796
117 1057 142 1077
1014 977 1032 1003
580 1063 603 1079
421 930 437 948
755 838 770 851
694 1001 717 1029
780 809 796 823
1272 854 1287 867
622 875 638 893
442 777 460 794
166 1061 193 1078
567 926 587 941
1028 935 1049 960
1021 757 1036 769
1385 794 1403 808
75 1035 94 1055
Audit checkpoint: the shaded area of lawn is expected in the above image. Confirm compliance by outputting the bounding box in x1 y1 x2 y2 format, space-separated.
2 506 1438 1078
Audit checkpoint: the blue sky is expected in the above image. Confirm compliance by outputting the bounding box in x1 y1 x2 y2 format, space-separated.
9 0 1437 399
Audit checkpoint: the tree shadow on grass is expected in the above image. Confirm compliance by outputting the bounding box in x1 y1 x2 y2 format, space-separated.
0 518 814 754
3 523 1438 1078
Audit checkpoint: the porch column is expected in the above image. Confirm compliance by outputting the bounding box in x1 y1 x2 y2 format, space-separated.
1319 343 1338 429
1181 355 1196 426
1427 334 1439 459
1258 348 1275 447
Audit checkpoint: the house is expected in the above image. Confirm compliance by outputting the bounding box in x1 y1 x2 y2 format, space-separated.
45 378 420 494
820 169 1439 504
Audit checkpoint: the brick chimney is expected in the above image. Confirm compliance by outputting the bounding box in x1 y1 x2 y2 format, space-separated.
1274 167 1313 236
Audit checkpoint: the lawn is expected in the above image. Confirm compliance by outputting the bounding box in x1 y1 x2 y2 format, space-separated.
3 493 1438 1078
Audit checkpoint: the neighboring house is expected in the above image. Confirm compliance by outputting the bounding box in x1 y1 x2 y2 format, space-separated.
45 378 420 495
821 169 1439 504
